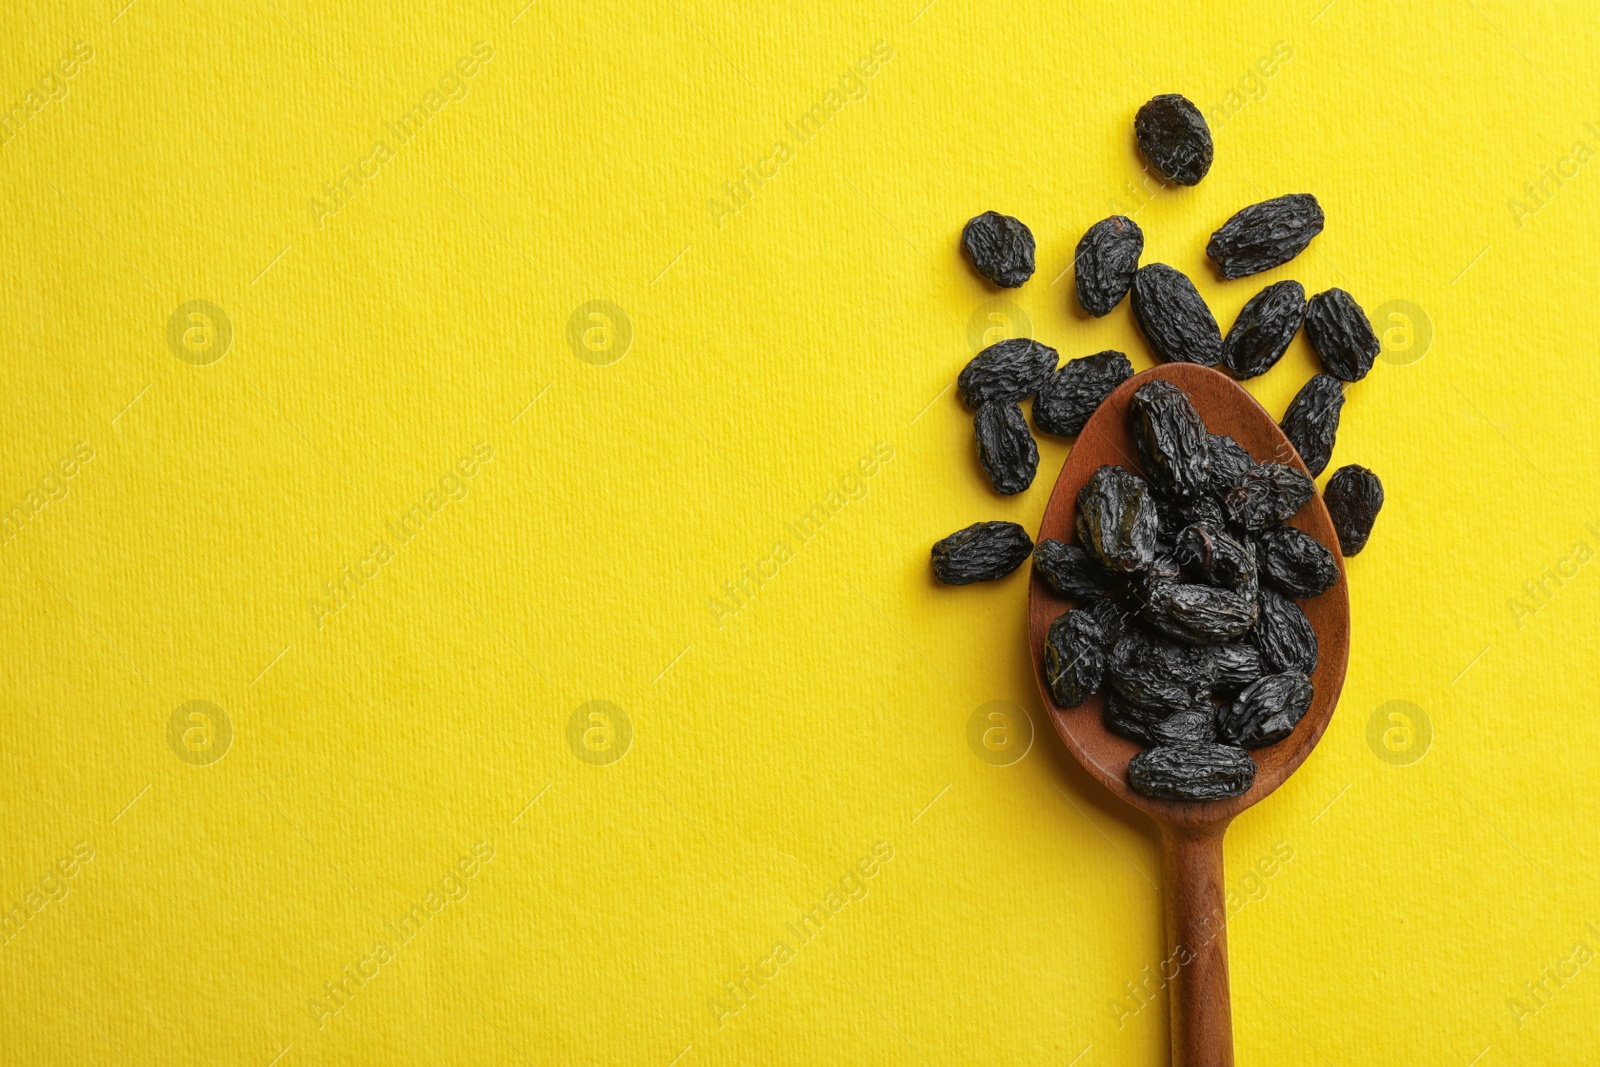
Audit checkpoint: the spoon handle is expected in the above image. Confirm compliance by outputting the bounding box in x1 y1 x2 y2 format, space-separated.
1159 824 1233 1067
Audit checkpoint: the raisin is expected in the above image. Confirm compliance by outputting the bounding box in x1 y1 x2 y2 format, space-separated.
1045 610 1106 707
1035 539 1118 599
1129 743 1256 801
1076 465 1159 573
1150 707 1219 746
1258 525 1339 598
1180 495 1228 533
1252 587 1318 674
1208 434 1255 497
1224 463 1314 531
1134 94 1214 186
1305 288 1380 382
1142 581 1259 645
1206 194 1324 280
1280 374 1345 478
1104 689 1164 745
974 401 1039 495
931 521 1033 584
1175 524 1257 591
1130 380 1212 501
1075 217 1144 316
1131 264 1222 366
1323 465 1384 556
961 211 1036 288
1207 642 1263 698
1221 280 1306 379
1217 672 1313 748
1034 351 1134 437
1107 631 1215 714
958 338 1058 407
1086 597 1139 646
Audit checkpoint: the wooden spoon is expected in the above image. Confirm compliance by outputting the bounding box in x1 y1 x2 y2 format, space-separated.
1028 362 1349 1067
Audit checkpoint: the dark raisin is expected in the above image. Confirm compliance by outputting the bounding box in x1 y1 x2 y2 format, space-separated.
1175 524 1257 591
1280 374 1345 478
931 521 1033 585
1033 351 1134 437
1217 672 1313 748
1258 525 1339 598
1076 465 1159 574
1086 597 1139 646
1252 587 1318 674
1207 643 1263 698
1130 380 1212 501
1134 94 1214 186
1225 463 1315 531
1180 495 1228 533
1142 582 1258 645
1208 434 1255 497
1149 706 1219 746
1131 264 1222 366
1129 743 1256 801
1305 288 1380 382
1104 689 1163 745
958 338 1058 407
1075 217 1145 315
1206 194 1324 280
1107 631 1215 714
961 211 1036 288
974 401 1039 495
1323 465 1384 556
1045 610 1106 708
1220 280 1306 379
1034 539 1117 599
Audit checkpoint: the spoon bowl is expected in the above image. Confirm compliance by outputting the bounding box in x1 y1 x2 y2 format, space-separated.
1028 362 1349 1066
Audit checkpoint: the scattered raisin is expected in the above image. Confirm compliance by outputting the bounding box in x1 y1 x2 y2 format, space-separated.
975 401 1039 495
1225 463 1315 531
1075 217 1145 315
1131 380 1213 501
962 211 1036 288
931 521 1033 585
1034 351 1134 437
1221 280 1306 379
1323 465 1384 556
1217 672 1313 748
1206 194 1324 280
1131 264 1222 366
1258 525 1339 598
1129 743 1256 801
1280 374 1345 478
1076 465 1159 573
1252 587 1318 674
958 338 1059 407
1045 610 1106 707
1134 94 1214 186
1305 288 1380 382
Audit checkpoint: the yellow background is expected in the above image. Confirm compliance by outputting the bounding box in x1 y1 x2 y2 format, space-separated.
3 0 1598 1063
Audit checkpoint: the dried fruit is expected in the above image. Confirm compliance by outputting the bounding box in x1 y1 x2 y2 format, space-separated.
1305 288 1380 382
1150 707 1219 746
1034 351 1134 437
1128 743 1256 801
1207 643 1263 698
975 401 1039 495
1075 217 1144 315
1035 539 1118 600
1076 465 1159 573
1218 672 1312 748
1258 525 1339 598
1252 587 1318 674
1108 631 1215 714
962 211 1036 288
1130 380 1212 501
1224 463 1314 531
1208 434 1255 496
1175 524 1256 591
1220 280 1306 379
1142 582 1259 645
958 338 1058 407
1131 264 1222 366
1206 194 1324 280
1104 689 1164 745
931 521 1033 585
1134 94 1214 186
1280 374 1345 478
1323 465 1384 555
1086 597 1139 646
1045 610 1106 707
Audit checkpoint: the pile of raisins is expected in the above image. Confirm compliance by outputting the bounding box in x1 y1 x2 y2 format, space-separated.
935 94 1389 802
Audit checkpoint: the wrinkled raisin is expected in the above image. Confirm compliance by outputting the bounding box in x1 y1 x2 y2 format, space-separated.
1207 642 1263 698
1131 379 1213 501
1323 465 1384 556
1221 280 1306 379
931 521 1033 584
1142 581 1259 645
1217 672 1312 748
1131 264 1222 366
1075 217 1144 315
1252 587 1318 674
958 338 1058 407
1034 539 1118 599
1225 463 1315 531
962 211 1036 288
975 401 1039 495
1076 465 1159 573
1107 631 1215 714
1206 194 1324 280
1280 374 1345 478
1034 351 1134 437
1134 94 1214 186
1208 434 1255 497
1129 743 1256 801
1086 597 1139 646
1150 706 1219 746
1104 689 1164 746
1305 288 1379 382
1175 524 1257 591
1045 610 1106 707
1258 525 1339 598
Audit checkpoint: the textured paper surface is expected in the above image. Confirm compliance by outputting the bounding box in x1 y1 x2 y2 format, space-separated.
3 0 1599 1063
